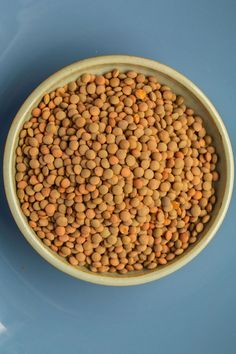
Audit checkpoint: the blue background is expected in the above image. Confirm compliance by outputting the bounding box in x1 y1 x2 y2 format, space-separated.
0 0 236 353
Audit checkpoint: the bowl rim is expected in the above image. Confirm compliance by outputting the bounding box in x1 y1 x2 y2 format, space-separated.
3 55 234 286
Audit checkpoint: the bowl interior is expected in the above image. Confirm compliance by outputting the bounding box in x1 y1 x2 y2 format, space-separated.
4 56 231 285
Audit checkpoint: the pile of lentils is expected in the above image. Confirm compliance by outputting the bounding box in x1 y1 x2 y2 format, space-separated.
15 69 219 273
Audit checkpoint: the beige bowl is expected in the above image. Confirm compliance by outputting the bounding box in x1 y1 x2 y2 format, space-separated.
4 55 234 286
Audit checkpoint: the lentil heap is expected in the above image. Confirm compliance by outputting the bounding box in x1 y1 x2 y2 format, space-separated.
16 69 219 273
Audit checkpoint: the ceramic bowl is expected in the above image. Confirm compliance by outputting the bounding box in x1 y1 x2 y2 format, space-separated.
3 55 234 286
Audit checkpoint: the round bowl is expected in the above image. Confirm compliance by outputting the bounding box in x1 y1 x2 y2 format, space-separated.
3 55 234 286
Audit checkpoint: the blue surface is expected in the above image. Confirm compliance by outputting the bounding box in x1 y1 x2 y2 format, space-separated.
0 0 236 353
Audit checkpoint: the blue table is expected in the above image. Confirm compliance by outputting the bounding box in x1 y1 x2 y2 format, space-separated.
0 0 235 353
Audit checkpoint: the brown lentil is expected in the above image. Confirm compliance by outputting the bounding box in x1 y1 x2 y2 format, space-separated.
16 69 218 274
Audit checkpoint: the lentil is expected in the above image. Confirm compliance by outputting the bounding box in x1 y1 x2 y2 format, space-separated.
16 69 218 274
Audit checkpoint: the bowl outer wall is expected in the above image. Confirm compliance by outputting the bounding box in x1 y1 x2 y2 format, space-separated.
3 55 234 286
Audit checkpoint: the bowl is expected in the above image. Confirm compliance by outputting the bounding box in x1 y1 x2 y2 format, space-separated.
3 55 234 286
